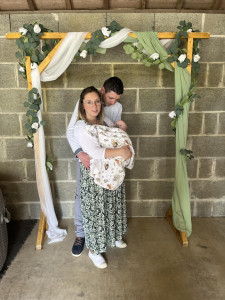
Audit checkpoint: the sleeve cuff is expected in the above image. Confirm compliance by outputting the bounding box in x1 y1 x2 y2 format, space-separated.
74 148 83 157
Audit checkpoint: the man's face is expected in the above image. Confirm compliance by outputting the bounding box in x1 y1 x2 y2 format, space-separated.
102 89 121 107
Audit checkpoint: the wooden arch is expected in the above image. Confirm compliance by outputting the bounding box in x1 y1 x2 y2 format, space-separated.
6 30 210 249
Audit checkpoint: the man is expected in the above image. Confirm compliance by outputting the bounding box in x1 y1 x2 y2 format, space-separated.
66 77 124 257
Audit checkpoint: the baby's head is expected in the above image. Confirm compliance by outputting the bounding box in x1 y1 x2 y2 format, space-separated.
114 120 127 131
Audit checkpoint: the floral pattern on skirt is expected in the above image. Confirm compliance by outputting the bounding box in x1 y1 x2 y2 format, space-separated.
80 163 128 255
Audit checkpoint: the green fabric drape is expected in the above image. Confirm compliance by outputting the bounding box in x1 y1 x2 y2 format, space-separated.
135 32 192 237
172 62 192 237
135 32 173 72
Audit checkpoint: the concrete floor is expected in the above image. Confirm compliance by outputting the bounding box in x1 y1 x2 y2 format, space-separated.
0 218 225 300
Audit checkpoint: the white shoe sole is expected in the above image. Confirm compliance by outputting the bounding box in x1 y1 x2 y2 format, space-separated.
92 261 107 269
115 242 127 248
71 251 83 257
89 252 107 269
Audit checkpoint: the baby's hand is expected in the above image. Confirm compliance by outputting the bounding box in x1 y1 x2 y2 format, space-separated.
114 120 127 132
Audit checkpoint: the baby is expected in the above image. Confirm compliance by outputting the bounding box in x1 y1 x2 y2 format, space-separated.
85 123 134 190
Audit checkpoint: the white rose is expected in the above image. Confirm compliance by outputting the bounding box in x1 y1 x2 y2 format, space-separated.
31 62 38 69
19 66 25 72
31 122 39 130
33 24 41 34
101 27 111 37
133 42 139 47
33 93 37 99
193 54 200 62
187 29 192 33
19 27 28 36
178 54 186 63
169 111 176 119
150 53 160 61
80 50 87 58
27 142 33 148
142 49 149 55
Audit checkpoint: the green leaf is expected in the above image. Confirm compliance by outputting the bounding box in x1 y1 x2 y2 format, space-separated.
23 24 30 30
180 149 186 155
159 63 165 70
28 25 33 32
30 104 39 111
131 52 138 60
144 62 151 67
25 123 31 129
30 88 38 94
15 51 22 58
40 120 46 126
38 53 45 61
24 102 29 107
167 56 174 63
123 44 134 55
26 110 32 116
33 117 39 123
31 53 38 61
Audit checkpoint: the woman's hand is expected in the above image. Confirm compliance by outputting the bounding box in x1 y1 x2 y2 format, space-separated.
105 145 132 160
120 145 132 160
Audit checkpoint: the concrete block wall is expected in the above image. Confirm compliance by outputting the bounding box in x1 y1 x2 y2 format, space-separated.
0 12 225 219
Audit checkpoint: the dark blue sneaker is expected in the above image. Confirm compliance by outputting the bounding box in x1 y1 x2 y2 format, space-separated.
72 237 85 257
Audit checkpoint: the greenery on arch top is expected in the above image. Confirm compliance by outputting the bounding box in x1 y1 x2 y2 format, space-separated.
15 19 202 162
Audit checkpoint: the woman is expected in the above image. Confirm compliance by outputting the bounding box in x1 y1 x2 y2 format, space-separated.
74 86 132 269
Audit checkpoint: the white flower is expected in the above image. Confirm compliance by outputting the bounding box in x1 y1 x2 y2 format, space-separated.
31 122 39 130
101 27 111 37
169 111 176 119
133 42 139 47
19 66 25 72
187 29 192 33
80 50 87 58
31 62 38 69
150 53 160 61
142 49 149 55
193 54 200 62
33 93 37 99
19 27 28 36
178 54 186 63
33 24 41 34
27 142 33 148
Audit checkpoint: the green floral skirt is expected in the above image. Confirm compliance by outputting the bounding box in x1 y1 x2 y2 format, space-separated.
80 163 127 255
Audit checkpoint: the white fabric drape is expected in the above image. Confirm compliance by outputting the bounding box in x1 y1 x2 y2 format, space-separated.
31 32 87 243
99 28 132 48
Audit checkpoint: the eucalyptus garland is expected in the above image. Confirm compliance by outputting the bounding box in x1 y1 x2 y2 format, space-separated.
123 42 168 69
16 20 201 163
16 22 57 79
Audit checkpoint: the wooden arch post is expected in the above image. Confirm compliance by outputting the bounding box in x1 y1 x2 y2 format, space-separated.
6 30 210 249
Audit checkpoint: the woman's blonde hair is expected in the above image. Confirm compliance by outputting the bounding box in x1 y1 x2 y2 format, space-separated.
76 86 104 125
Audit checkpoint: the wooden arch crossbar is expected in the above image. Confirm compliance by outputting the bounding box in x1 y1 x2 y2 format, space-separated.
6 30 210 249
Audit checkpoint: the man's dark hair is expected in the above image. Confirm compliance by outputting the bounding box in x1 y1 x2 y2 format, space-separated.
103 77 124 95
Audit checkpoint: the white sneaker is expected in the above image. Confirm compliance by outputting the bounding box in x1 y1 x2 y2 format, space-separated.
88 251 107 269
115 240 127 248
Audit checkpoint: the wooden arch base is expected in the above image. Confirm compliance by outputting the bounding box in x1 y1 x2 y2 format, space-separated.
166 207 188 247
6 30 210 250
36 210 48 250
